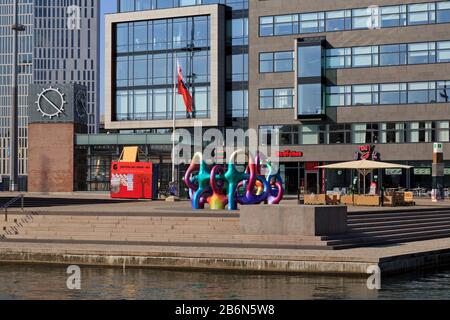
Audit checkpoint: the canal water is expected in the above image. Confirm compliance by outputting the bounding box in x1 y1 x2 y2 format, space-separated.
1 263 450 300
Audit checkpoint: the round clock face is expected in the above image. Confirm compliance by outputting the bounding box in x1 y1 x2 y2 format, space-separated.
35 87 66 119
75 90 87 120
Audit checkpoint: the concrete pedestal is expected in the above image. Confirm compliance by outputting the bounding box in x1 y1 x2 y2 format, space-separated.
240 205 348 236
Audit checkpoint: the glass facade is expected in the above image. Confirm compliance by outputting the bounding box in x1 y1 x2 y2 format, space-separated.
115 16 211 120
297 42 324 117
260 1 450 37
116 0 249 126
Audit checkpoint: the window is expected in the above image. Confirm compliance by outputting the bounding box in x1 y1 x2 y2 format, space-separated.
227 53 248 81
352 46 378 67
437 41 450 62
279 125 299 145
297 46 322 77
352 8 371 29
408 42 435 64
260 16 274 36
437 1 450 23
437 81 450 103
299 12 324 33
325 10 351 31
379 44 407 66
352 124 368 144
352 84 378 105
408 3 435 25
259 51 294 73
298 84 323 115
380 5 407 27
259 88 294 109
301 125 320 145
437 121 450 142
326 48 351 69
379 83 407 105
227 90 248 118
408 82 436 104
326 86 351 107
116 23 129 53
133 21 148 52
274 15 298 35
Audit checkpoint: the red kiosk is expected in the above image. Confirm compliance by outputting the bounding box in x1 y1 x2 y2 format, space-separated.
110 147 154 199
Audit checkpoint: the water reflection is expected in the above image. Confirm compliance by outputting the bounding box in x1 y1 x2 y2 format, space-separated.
0 263 449 300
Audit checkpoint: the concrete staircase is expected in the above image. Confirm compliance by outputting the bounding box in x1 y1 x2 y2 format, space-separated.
0 212 332 250
0 196 136 208
2 208 450 250
324 208 450 249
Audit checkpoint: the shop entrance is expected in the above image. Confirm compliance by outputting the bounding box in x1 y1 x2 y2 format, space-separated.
305 171 319 194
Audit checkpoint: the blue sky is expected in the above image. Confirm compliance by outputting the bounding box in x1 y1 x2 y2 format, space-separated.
99 0 117 117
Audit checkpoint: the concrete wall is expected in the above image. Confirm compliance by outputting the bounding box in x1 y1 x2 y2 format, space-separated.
240 205 348 236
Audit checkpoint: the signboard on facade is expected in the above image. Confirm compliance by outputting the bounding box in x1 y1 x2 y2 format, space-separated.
276 150 304 158
385 169 402 175
414 168 432 176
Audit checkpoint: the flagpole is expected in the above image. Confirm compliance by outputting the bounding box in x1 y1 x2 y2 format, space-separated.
172 51 177 194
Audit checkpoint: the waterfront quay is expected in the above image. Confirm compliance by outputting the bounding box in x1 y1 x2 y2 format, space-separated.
1 194 450 276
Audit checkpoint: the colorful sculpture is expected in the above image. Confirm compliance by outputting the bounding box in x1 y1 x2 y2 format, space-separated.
183 151 284 211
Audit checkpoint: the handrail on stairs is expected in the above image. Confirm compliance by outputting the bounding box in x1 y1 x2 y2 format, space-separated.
2 194 24 222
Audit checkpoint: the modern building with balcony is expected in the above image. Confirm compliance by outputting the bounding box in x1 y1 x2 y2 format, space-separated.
78 0 450 195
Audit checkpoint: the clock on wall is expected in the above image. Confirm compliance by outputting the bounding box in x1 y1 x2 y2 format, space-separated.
35 86 67 119
29 83 88 125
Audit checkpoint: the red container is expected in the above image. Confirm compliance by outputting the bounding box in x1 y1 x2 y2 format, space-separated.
110 162 153 199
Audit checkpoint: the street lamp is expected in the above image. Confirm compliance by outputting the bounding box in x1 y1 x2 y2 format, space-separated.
10 0 26 192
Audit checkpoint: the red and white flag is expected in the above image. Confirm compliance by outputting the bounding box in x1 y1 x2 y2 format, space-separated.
177 64 193 113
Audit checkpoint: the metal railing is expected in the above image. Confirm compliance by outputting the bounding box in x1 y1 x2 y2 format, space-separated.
2 194 24 222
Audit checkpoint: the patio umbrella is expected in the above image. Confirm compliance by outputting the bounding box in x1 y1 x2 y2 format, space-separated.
317 160 412 195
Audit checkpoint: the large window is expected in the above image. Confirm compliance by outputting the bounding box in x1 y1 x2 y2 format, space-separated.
114 16 211 121
260 1 450 37
297 46 322 77
298 84 323 115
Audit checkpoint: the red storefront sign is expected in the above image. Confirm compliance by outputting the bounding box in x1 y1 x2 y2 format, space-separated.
276 150 304 158
110 162 153 199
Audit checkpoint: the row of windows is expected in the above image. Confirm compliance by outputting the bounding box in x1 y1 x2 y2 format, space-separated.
116 87 211 121
326 40 450 69
327 81 450 107
260 1 450 37
260 121 450 146
118 0 248 12
260 40 450 73
116 16 210 53
116 51 210 87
